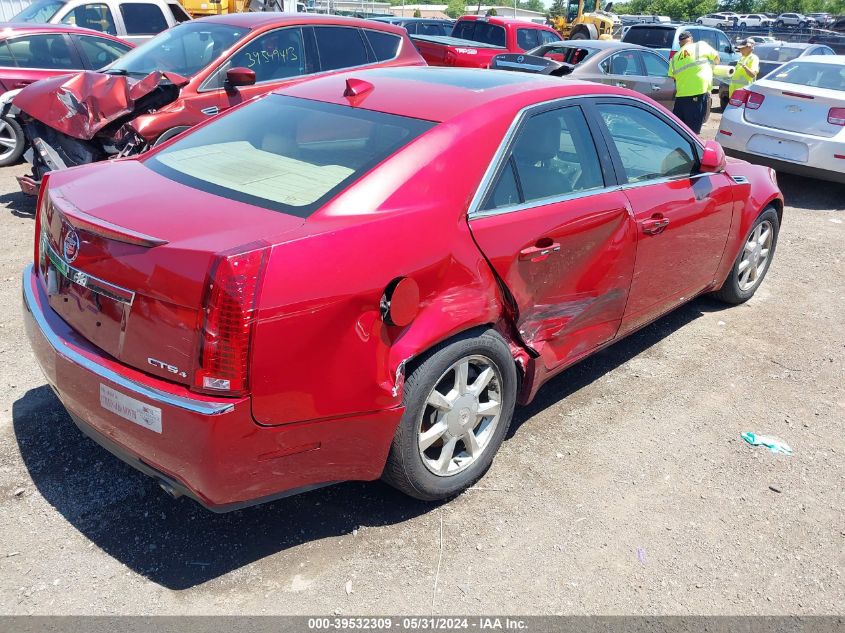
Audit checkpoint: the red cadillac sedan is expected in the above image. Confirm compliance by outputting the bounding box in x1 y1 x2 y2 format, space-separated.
23 67 783 511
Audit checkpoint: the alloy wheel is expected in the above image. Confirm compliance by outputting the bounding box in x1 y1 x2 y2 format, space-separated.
738 220 773 291
417 355 503 477
0 119 18 162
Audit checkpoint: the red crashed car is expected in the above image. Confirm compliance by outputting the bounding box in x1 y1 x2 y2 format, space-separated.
23 67 783 511
10 13 424 192
0 23 132 166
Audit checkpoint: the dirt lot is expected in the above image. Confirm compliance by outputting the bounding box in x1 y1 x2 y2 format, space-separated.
0 111 843 616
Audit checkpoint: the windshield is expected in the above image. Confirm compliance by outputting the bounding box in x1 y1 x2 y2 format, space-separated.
768 61 845 90
756 46 803 62
623 27 673 49
108 22 247 77
12 0 65 22
528 44 596 65
146 95 437 216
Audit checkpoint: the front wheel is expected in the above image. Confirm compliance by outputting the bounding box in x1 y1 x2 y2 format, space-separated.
740 21 747 28
0 116 25 167
713 207 779 304
382 330 517 501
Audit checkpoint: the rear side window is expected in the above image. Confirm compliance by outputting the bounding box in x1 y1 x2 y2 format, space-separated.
75 34 132 69
483 106 604 209
418 22 451 36
314 26 370 71
622 27 673 49
517 29 540 50
120 3 168 35
602 51 641 76
453 21 505 47
596 103 696 183
5 34 78 69
147 95 436 216
640 51 668 76
60 3 117 35
364 30 400 61
167 3 191 22
538 30 562 44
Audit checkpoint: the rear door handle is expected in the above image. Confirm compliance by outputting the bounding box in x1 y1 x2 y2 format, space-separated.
642 216 670 235
651 84 662 91
615 81 627 88
519 242 561 262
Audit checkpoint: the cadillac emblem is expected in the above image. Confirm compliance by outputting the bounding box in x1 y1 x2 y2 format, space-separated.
63 228 80 263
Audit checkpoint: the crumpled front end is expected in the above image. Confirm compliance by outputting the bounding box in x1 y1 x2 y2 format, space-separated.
10 70 187 193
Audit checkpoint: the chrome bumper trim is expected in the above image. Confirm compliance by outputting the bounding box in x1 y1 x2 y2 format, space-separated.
22 264 235 416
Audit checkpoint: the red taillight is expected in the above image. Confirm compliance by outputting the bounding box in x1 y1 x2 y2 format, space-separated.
828 108 845 126
193 246 267 397
746 91 765 110
669 50 676 59
33 174 50 267
728 88 749 108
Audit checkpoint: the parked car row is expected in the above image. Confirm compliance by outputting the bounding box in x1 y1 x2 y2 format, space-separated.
695 11 838 30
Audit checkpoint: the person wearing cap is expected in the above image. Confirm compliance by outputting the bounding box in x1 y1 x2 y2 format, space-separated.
668 31 721 133
728 38 760 98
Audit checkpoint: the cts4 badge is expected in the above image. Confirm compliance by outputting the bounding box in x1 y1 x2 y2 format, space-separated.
63 227 80 263
148 357 188 378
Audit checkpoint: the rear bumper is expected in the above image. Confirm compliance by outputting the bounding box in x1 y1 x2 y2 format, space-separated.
22 264 402 512
723 148 845 184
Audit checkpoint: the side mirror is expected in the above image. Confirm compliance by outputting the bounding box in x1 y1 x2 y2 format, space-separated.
700 139 726 172
225 67 256 88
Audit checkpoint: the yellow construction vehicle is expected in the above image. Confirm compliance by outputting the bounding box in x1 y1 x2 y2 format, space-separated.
551 0 618 40
181 0 301 17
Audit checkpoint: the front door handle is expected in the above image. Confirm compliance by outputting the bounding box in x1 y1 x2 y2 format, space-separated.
651 84 662 91
519 241 561 262
642 215 670 235
615 81 627 88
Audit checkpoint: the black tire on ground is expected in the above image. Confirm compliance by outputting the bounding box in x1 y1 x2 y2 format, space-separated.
720 94 730 111
569 25 592 40
382 329 518 501
0 116 25 167
712 207 780 305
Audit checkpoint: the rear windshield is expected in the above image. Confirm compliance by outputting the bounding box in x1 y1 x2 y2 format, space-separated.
756 46 803 62
528 44 596 65
146 95 436 216
768 61 845 91
622 26 674 49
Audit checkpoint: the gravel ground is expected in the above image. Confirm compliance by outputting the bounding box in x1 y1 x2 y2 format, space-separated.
0 111 843 615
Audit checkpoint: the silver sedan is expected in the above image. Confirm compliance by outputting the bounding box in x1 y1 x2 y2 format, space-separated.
718 55 845 184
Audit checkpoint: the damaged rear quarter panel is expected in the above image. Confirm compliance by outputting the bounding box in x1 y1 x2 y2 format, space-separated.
248 117 514 427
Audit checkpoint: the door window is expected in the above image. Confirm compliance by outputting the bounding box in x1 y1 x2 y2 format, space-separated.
119 3 168 35
75 34 132 68
597 103 697 183
60 3 117 35
314 26 370 71
517 28 540 51
539 30 562 44
363 30 400 61
5 34 77 69
640 51 668 77
716 31 733 55
602 51 641 75
226 27 307 83
483 106 604 210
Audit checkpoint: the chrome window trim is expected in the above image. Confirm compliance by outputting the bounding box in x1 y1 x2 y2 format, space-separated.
22 264 235 416
467 93 709 221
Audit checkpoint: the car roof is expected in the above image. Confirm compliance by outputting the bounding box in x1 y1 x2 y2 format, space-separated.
548 39 648 50
458 15 550 27
790 54 845 63
757 42 816 50
0 22 123 37
275 66 628 123
371 17 452 23
195 12 403 31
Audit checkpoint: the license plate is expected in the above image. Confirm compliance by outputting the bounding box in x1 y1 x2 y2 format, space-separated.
747 134 809 163
99 384 162 434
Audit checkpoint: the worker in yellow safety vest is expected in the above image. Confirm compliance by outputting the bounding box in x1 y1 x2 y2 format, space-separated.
668 31 721 134
728 38 760 97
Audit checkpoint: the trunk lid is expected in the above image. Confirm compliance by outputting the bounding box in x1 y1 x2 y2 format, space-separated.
744 78 844 138
39 160 304 386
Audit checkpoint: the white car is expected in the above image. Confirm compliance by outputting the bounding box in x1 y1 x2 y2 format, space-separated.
718 55 845 184
696 13 736 28
775 13 813 28
735 14 774 29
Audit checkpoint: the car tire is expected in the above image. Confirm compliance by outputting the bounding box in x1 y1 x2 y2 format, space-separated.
696 19 703 24
720 93 730 110
776 20 784 27
713 207 779 304
153 126 190 147
0 116 25 167
740 21 747 28
382 329 517 501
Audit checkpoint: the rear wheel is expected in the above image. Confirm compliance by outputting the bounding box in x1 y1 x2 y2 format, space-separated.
382 330 517 501
0 116 24 167
569 25 591 40
740 21 747 28
720 93 730 111
713 207 779 304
